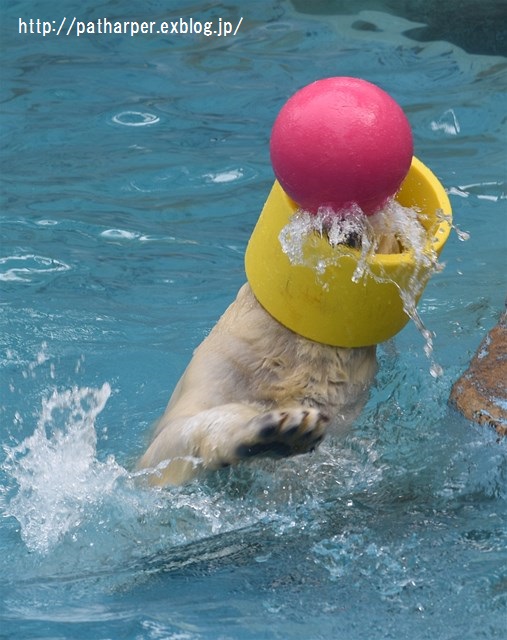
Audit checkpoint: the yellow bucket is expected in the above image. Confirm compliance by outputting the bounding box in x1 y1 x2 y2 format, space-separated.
245 156 452 347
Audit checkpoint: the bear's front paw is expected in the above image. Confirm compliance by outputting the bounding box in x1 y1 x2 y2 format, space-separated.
235 407 329 460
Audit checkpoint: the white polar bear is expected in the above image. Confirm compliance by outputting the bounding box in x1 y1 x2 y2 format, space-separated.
138 282 379 486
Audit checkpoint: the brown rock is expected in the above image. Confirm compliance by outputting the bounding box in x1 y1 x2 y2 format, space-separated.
449 310 507 436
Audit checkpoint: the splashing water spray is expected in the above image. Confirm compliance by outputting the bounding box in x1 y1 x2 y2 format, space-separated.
2 383 119 553
245 77 452 375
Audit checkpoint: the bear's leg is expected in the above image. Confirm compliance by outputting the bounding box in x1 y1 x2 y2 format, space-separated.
138 403 329 486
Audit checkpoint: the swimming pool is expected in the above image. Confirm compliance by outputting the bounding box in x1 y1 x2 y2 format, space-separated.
1 1 506 638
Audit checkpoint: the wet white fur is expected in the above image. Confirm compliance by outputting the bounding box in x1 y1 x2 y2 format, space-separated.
138 283 378 485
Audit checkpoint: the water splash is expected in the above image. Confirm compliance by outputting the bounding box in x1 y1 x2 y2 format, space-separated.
1 383 120 554
0 378 303 561
279 199 446 375
279 199 428 272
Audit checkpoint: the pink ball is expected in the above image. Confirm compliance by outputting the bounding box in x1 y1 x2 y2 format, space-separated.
270 77 414 215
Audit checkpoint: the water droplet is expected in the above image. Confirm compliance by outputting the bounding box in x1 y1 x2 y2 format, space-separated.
454 226 470 242
430 363 443 378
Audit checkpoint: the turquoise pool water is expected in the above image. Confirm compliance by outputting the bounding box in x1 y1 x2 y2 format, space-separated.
1 1 506 638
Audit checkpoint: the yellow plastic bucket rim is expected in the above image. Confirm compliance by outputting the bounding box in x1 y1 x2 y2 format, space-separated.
245 156 452 347
373 156 451 263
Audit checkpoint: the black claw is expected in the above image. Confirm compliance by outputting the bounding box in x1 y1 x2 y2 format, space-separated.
278 412 289 426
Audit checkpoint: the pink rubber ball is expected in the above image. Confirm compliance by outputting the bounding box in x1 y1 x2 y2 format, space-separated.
270 77 414 215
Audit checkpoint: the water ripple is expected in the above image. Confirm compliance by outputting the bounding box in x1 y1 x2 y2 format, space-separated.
0 255 71 282
111 111 160 127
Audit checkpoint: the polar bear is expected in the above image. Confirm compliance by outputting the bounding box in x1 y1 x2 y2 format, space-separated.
138 278 382 486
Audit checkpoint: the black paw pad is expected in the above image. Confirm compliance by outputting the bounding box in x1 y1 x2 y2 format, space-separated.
259 424 277 440
236 441 292 459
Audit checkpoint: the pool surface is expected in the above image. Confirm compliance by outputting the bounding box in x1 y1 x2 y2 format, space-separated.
1 1 506 638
